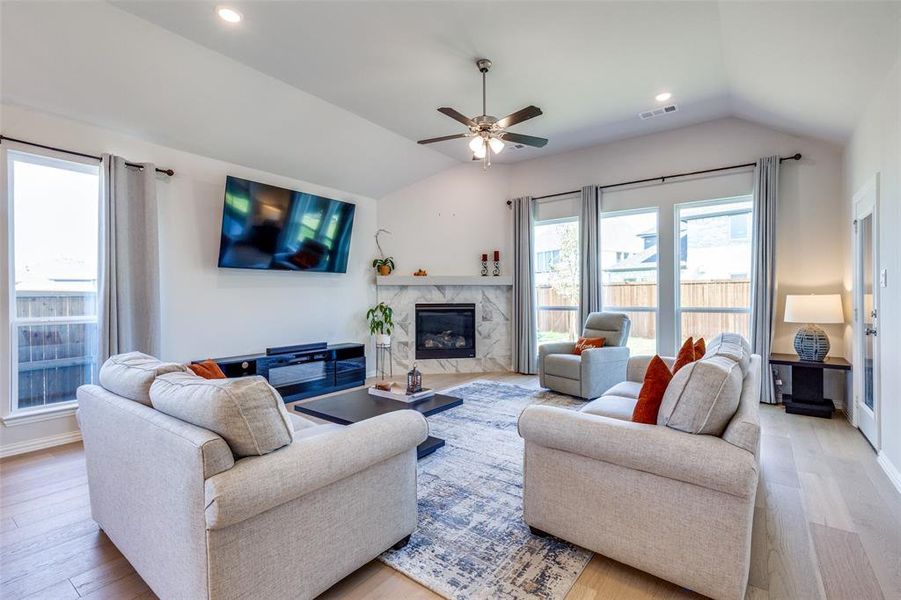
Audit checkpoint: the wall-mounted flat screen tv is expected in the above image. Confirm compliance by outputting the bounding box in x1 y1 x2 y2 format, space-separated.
218 176 356 273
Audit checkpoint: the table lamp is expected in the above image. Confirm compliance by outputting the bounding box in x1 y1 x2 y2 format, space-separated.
784 294 844 361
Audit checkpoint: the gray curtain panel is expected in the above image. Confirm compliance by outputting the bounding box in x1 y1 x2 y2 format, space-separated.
512 196 538 374
99 155 161 361
750 155 779 404
579 185 602 327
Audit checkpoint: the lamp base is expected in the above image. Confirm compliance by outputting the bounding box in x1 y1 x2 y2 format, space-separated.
793 324 829 362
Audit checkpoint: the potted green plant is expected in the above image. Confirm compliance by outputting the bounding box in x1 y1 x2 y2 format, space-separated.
372 257 395 276
366 302 394 346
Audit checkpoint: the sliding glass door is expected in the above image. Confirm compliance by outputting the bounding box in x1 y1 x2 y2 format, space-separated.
600 209 659 354
534 217 580 342
675 197 753 343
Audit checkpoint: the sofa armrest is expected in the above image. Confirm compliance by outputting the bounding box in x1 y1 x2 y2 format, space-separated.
518 405 757 498
204 410 428 529
579 346 629 398
539 341 576 357
580 345 630 364
538 342 576 386
626 355 675 382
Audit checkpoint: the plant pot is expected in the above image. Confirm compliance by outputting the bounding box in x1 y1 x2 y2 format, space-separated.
377 265 391 276
375 334 391 346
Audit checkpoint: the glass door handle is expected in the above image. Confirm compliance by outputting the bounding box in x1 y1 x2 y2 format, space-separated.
865 327 878 336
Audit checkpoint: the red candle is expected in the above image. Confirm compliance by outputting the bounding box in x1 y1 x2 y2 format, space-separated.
493 250 500 261
481 253 488 261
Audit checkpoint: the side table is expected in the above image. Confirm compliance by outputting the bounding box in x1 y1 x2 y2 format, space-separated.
769 353 851 418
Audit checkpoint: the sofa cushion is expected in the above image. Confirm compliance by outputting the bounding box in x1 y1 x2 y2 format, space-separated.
694 337 706 358
603 381 642 399
672 337 697 373
293 423 343 441
631 355 673 424
705 333 751 375
657 356 743 436
187 359 227 379
581 395 637 421
99 351 188 406
544 353 582 380
573 336 605 355
150 373 295 458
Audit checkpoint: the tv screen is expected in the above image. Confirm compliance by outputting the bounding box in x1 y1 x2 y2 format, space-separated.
217 176 356 273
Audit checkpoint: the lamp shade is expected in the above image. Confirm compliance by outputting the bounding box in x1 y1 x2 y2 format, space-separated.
784 294 844 324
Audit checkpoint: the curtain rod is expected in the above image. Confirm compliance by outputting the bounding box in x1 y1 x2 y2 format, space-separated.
508 153 802 204
0 135 175 176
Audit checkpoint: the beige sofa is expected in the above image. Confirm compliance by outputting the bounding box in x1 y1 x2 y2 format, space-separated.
77 358 428 600
519 337 761 600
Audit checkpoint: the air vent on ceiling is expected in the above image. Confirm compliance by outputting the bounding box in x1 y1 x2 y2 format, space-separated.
639 104 678 120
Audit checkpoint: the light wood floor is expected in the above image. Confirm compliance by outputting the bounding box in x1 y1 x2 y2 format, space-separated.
1 372 898 600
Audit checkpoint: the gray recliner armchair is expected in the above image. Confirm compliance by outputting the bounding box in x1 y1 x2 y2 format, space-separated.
538 312 631 400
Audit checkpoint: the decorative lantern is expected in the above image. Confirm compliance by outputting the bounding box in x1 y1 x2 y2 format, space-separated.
406 363 422 394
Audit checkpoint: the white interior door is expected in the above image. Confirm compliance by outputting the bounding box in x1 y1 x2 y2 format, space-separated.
852 175 880 450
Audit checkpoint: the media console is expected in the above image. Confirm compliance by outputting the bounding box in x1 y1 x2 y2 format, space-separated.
205 342 366 402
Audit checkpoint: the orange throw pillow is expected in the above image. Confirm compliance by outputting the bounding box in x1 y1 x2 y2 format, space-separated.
573 336 606 355
632 355 673 424
694 337 706 359
672 337 696 373
188 360 227 379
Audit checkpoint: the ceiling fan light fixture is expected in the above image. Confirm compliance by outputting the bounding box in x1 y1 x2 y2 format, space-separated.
216 6 243 23
416 58 547 167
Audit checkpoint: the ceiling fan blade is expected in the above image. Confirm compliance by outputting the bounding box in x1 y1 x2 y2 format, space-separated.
498 132 548 148
417 133 470 145
438 107 476 127
496 105 542 129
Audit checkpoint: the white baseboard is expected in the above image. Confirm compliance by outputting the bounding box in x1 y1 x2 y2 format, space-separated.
877 451 901 496
0 430 82 459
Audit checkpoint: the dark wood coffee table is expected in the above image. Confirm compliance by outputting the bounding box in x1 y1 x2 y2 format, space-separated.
294 387 463 458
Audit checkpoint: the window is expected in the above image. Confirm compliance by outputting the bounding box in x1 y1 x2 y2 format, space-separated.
730 212 750 240
535 249 560 274
676 197 752 343
601 209 658 354
534 218 579 342
8 151 100 413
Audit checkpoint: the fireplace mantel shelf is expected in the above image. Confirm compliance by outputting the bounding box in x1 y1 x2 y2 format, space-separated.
376 275 513 287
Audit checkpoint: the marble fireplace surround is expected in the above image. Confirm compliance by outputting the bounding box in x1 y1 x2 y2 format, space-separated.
376 277 513 375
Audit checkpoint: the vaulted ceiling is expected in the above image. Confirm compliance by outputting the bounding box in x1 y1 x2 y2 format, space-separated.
3 1 899 196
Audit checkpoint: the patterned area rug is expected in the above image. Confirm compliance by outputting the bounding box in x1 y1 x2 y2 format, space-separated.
378 381 592 600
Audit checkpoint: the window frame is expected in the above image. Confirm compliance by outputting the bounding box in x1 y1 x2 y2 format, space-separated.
4 147 101 419
599 206 661 354
673 195 753 345
533 215 580 342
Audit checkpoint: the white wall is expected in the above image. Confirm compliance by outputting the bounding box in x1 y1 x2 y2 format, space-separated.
844 57 901 483
0 104 377 456
378 163 512 276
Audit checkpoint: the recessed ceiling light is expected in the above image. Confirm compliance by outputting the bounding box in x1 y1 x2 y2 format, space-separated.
216 7 242 23
655 92 672 102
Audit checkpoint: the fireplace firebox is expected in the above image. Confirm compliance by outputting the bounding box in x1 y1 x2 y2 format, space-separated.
415 303 476 359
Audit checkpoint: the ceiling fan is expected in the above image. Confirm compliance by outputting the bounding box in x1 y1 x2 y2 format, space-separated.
417 58 547 168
